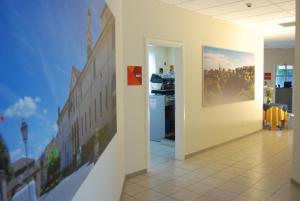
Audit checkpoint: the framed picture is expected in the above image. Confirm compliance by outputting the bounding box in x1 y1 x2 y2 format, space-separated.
203 46 255 107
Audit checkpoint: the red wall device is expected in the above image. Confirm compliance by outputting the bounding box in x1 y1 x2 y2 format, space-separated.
127 66 142 86
264 72 272 80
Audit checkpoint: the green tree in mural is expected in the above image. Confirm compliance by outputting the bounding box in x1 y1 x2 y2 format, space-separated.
0 134 12 180
47 141 60 179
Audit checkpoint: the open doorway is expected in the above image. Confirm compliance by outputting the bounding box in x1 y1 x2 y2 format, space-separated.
274 64 294 113
146 40 185 172
263 63 295 130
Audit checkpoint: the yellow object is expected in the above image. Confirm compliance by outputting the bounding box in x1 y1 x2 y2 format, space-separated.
264 85 274 104
264 106 288 130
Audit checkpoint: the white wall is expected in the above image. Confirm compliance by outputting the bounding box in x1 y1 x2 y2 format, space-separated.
264 48 295 86
168 48 176 69
293 0 300 184
123 0 264 174
149 46 175 74
149 46 167 74
72 0 125 200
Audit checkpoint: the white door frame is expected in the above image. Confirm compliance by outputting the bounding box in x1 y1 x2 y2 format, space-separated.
145 38 186 171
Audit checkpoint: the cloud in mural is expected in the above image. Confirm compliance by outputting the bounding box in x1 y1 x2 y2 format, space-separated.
53 123 58 132
5 96 41 118
10 148 25 162
43 109 48 115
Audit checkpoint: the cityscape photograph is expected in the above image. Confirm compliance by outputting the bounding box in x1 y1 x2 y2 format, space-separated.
203 46 255 107
0 1 116 201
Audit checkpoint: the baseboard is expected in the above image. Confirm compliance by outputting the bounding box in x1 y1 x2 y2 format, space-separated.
119 169 147 201
125 169 147 179
185 129 263 159
119 177 126 201
291 178 300 189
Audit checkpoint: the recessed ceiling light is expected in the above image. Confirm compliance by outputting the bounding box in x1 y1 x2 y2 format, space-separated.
246 3 252 8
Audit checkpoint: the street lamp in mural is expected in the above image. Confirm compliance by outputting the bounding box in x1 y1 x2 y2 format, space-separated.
20 119 32 201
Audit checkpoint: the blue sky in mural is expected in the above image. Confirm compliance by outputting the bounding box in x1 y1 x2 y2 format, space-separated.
203 46 255 70
0 0 105 162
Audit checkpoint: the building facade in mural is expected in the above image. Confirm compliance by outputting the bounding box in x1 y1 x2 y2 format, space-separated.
56 4 116 175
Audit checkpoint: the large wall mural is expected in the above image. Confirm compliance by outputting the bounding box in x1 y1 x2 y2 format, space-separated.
203 46 255 107
0 1 116 201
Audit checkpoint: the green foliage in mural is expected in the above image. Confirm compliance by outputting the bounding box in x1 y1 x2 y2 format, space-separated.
47 141 60 177
0 134 12 181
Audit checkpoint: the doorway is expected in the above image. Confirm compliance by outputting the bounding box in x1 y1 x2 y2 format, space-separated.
146 39 185 172
274 64 294 113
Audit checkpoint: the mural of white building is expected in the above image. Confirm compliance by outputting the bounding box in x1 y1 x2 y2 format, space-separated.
56 5 116 173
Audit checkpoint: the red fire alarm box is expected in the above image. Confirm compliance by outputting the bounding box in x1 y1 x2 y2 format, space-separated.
264 72 272 80
127 66 142 86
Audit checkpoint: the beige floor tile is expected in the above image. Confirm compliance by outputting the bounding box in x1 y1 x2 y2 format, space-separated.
273 183 300 201
215 159 236 166
229 176 260 187
127 175 152 184
121 193 140 201
186 182 215 195
152 182 181 196
149 165 171 175
193 171 215 179
204 188 239 201
151 172 178 182
165 167 190 176
193 167 219 177
266 193 300 201
157 197 180 201
197 177 226 188
271 169 292 178
231 195 259 201
182 164 203 171
241 187 274 201
170 189 200 201
124 183 148 196
123 130 297 201
135 177 165 188
180 172 208 182
217 180 252 193
194 195 218 201
232 162 256 170
239 171 266 180
221 167 248 175
212 171 237 181
133 190 167 201
252 180 283 193
165 177 197 188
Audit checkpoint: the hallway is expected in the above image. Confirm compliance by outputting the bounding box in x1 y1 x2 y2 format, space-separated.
122 130 300 201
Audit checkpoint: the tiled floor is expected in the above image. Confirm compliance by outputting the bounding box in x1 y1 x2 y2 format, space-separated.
121 130 300 201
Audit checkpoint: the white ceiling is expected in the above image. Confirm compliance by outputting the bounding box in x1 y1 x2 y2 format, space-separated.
160 0 295 48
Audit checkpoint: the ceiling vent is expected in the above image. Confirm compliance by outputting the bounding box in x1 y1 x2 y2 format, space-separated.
279 21 296 28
